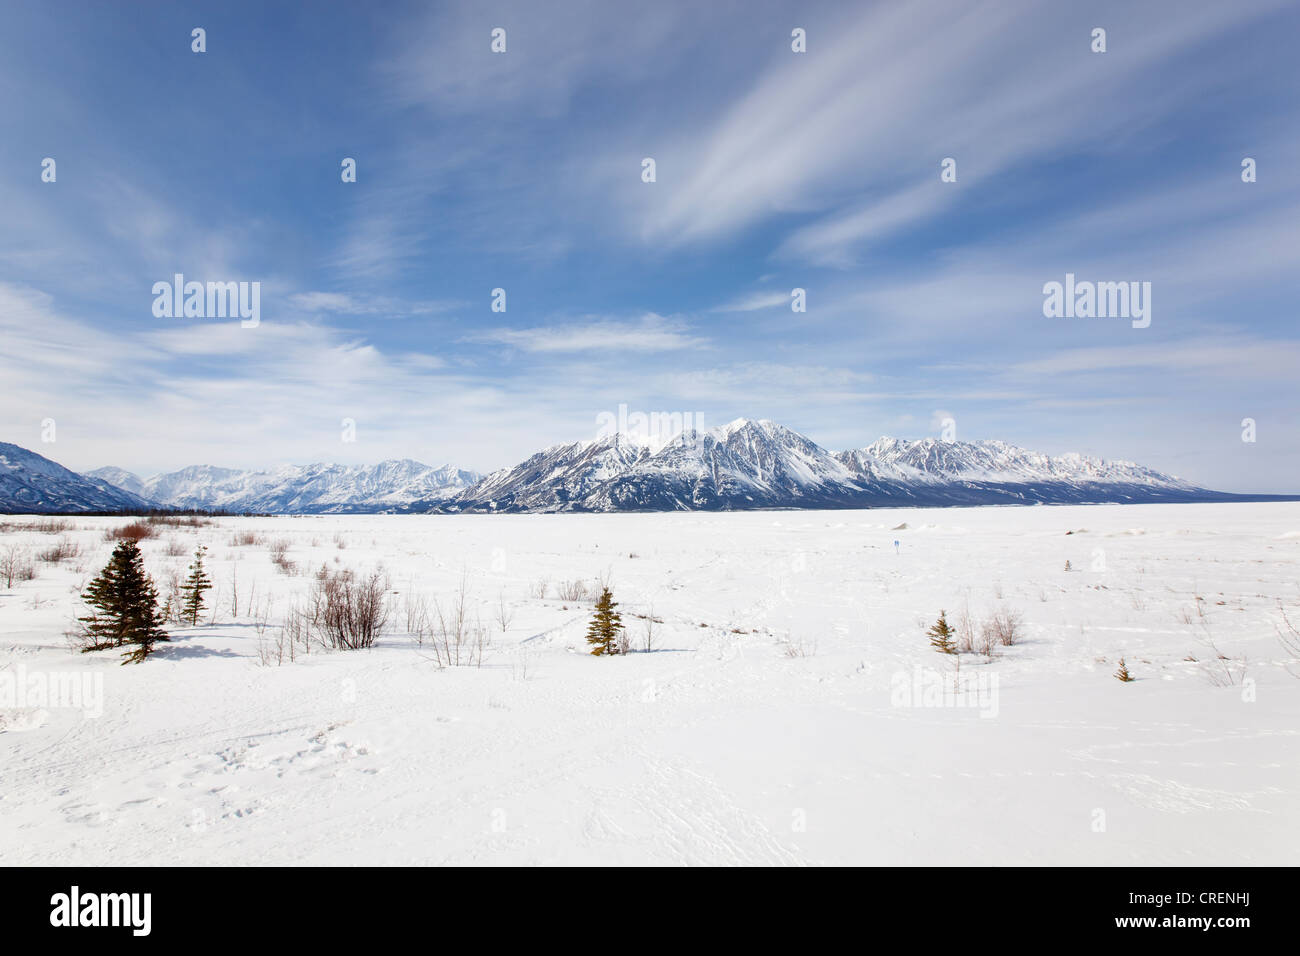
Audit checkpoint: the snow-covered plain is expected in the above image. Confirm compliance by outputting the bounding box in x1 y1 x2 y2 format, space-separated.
2 503 1298 865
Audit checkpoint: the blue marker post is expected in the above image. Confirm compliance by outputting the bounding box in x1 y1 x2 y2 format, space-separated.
893 539 900 555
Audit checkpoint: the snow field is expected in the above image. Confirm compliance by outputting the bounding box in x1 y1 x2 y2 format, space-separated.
1 502 1298 865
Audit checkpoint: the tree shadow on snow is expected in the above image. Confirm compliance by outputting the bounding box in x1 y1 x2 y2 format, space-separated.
152 641 244 661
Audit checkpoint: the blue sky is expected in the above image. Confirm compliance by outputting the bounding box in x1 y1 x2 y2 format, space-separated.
1 0 1297 492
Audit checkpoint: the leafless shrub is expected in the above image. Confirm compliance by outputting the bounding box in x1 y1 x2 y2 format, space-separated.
282 600 311 656
1196 625 1247 687
530 577 549 599
269 538 297 575
0 545 36 587
36 537 80 563
988 607 1023 647
229 531 263 547
311 566 390 650
105 521 155 542
641 604 660 652
253 597 287 665
494 590 516 633
7 517 69 534
163 537 188 557
955 603 976 654
1201 657 1248 687
403 589 431 645
147 514 211 528
430 571 487 667
229 566 241 617
256 627 284 666
557 578 594 602
254 600 275 646
784 634 816 658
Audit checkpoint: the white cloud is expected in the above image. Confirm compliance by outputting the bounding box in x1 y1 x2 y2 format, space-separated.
629 0 1293 261
1010 338 1300 378
467 314 706 353
711 290 792 313
287 291 462 317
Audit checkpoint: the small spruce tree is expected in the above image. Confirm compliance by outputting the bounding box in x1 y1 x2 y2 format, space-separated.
1115 658 1134 682
180 544 212 625
79 539 169 663
585 587 625 656
927 610 957 654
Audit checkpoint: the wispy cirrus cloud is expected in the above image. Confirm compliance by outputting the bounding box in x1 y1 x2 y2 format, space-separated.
466 314 707 354
710 290 792 313
287 291 463 317
630 0 1294 262
1009 338 1300 378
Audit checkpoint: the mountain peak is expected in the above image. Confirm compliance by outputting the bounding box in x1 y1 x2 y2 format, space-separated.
714 417 785 437
87 456 481 514
445 422 1215 513
0 423 1232 515
1 444 151 513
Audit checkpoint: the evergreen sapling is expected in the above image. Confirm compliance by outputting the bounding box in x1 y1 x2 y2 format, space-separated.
585 587 625 656
79 539 169 663
928 610 957 654
180 544 212 626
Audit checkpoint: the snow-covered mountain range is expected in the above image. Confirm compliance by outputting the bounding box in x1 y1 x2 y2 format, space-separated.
0 442 153 513
0 420 1276 515
84 460 480 514
436 419 1216 513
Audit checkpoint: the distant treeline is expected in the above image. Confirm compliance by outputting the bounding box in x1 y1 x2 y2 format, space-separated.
0 507 274 518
